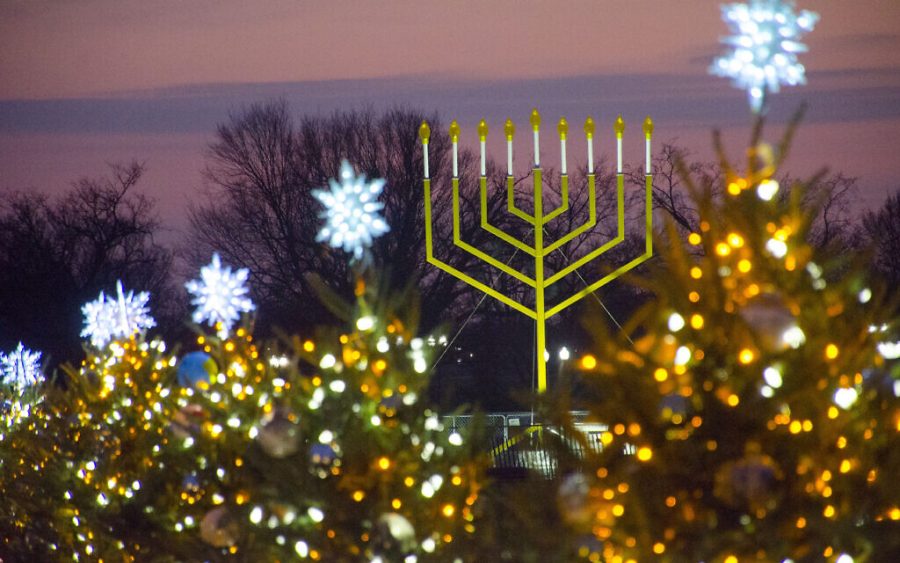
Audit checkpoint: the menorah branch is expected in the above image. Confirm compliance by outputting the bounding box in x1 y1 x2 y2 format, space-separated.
546 173 654 318
544 173 626 285
423 177 537 319
419 112 653 393
452 178 536 287
479 177 536 257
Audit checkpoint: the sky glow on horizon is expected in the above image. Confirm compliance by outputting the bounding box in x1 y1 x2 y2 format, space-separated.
1 0 899 231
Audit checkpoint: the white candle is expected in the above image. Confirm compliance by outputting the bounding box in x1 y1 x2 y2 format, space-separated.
419 121 431 179
450 120 460 178
584 117 595 175
587 138 594 174
480 140 486 177
560 139 567 175
614 116 625 175
616 137 623 174
477 119 488 177
530 110 541 168
645 138 651 174
643 116 654 175
504 118 515 176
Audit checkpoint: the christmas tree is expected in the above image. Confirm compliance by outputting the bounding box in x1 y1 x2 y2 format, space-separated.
0 162 487 563
0 282 190 559
545 4 900 552
557 117 899 560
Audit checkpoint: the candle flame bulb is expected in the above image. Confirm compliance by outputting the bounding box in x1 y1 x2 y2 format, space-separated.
449 120 460 143
583 116 595 139
505 118 515 141
643 116 654 138
478 119 489 141
614 115 625 138
530 108 541 131
557 117 568 140
419 121 431 144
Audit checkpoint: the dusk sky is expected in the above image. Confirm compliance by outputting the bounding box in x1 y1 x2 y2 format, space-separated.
1 0 899 236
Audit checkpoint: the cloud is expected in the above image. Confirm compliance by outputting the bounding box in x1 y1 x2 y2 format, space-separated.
1 68 898 137
817 32 900 53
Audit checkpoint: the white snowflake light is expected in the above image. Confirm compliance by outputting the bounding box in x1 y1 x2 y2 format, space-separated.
312 160 389 260
185 253 255 337
81 281 156 348
710 0 818 113
878 341 900 360
1 343 43 388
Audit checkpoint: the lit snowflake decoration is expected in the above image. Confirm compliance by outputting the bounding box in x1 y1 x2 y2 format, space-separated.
312 160 389 261
710 0 818 113
81 281 156 348
0 343 43 388
185 253 255 337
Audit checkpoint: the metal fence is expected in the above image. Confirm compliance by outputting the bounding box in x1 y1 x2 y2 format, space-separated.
444 411 608 479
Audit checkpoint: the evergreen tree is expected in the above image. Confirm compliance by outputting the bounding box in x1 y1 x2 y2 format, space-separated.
557 121 900 561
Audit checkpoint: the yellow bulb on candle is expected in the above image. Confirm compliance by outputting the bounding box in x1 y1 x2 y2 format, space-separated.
614 115 625 137
418 121 430 143
643 116 654 139
530 108 541 131
557 117 568 140
583 116 595 139
478 119 488 141
504 118 515 141
449 120 460 143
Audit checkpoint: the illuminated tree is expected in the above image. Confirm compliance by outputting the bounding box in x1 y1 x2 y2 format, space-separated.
559 121 900 561
0 167 487 561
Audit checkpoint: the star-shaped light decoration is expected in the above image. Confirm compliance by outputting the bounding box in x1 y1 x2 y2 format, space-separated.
81 281 156 348
312 160 390 261
710 0 818 113
185 253 255 337
0 343 43 388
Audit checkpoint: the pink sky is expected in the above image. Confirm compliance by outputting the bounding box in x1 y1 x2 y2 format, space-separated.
2 0 899 234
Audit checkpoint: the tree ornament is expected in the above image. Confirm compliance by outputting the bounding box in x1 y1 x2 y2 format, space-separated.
0 342 43 389
256 409 301 459
176 351 218 388
200 506 239 548
740 292 800 351
170 403 206 440
714 442 784 513
309 443 337 478
659 393 689 421
182 473 202 502
81 280 155 348
710 0 819 113
378 394 402 418
371 512 417 557
557 472 602 528
185 253 255 337
574 535 605 560
312 160 390 261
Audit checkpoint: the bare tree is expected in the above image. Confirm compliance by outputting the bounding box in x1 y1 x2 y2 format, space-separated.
796 172 859 250
625 143 722 235
186 102 513 335
0 162 172 368
862 188 900 295
623 142 861 256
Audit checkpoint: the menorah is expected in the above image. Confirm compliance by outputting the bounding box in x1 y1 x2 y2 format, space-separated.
419 110 653 392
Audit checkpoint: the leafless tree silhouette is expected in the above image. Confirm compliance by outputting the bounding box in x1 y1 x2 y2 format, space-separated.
0 162 172 368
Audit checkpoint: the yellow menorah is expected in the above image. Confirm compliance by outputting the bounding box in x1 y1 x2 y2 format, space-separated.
419 109 653 392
